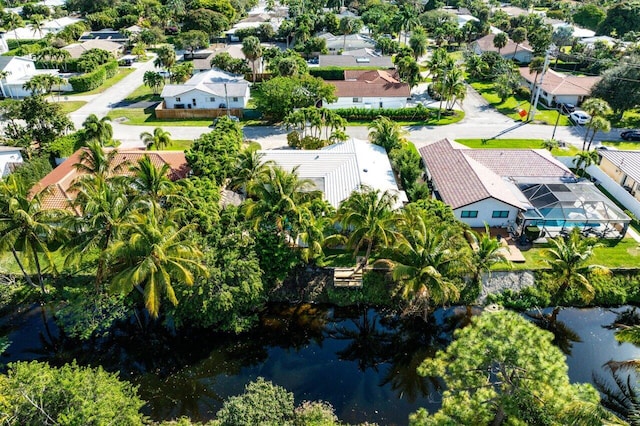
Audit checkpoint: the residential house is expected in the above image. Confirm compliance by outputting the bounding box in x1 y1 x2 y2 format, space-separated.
318 52 394 68
32 148 189 210
0 146 23 177
159 68 250 117
419 139 630 237
62 40 124 59
185 50 216 73
79 29 129 44
551 23 595 40
324 69 410 109
598 150 640 202
518 67 601 107
42 17 84 34
258 138 407 209
318 32 377 54
471 33 534 63
0 56 67 98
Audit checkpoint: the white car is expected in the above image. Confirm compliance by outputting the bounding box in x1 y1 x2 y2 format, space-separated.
569 111 591 125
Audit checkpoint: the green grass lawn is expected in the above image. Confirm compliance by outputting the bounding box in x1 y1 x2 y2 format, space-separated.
106 107 214 127
612 109 640 129
164 139 192 150
455 138 579 156
512 236 640 270
602 141 640 151
124 84 162 103
57 101 87 114
470 81 571 126
68 69 135 96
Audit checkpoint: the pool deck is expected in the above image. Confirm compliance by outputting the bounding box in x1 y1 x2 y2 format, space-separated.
469 227 526 263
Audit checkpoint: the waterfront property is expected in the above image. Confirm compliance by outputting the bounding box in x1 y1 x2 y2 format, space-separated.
419 139 630 238
258 138 407 209
324 70 411 110
31 148 189 210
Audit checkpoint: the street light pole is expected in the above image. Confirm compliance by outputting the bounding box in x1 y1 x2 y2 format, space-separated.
552 106 561 140
529 50 551 123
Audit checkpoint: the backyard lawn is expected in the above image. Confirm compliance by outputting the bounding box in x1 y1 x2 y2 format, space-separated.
455 138 579 156
470 81 571 126
124 84 162 103
106 108 213 127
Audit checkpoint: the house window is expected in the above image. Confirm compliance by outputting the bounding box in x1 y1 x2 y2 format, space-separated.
461 210 478 218
192 98 197 106
353 97 362 103
209 97 215 102
492 210 509 218
232 97 239 102
175 97 181 102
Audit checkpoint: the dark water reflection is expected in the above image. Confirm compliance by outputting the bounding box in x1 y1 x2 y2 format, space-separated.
2 304 640 425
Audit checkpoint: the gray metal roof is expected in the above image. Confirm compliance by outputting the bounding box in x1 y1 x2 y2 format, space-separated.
598 150 640 185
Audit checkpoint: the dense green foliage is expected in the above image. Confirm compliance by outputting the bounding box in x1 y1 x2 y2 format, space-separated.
0 361 145 425
412 311 614 425
69 60 118 92
334 106 433 121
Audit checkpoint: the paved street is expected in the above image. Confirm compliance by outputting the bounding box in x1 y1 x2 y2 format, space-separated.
64 62 626 151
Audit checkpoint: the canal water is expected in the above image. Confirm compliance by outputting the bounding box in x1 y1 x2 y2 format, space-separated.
1 304 639 425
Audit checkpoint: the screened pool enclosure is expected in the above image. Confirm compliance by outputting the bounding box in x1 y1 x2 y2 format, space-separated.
512 179 631 239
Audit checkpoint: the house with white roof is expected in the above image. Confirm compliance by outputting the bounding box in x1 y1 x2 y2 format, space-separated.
318 32 377 54
0 146 23 177
324 69 410 109
0 56 66 98
518 67 601 107
160 68 250 111
419 139 630 238
258 138 407 209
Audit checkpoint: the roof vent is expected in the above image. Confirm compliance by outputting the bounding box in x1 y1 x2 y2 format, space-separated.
355 57 370 63
363 168 368 172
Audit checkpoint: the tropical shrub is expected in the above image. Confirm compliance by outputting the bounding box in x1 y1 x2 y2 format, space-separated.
334 106 432 121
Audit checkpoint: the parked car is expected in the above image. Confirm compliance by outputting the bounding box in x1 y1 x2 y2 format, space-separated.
569 110 591 125
559 103 576 114
621 130 640 141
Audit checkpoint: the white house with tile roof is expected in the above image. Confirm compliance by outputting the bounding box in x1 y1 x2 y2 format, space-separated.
324 69 410 109
160 68 250 110
259 138 407 209
518 67 601 107
419 139 630 237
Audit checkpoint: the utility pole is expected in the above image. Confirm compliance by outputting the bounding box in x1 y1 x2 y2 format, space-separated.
528 50 551 123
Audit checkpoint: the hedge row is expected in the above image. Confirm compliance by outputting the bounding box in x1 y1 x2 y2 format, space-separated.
310 66 386 80
68 61 118 92
333 106 433 121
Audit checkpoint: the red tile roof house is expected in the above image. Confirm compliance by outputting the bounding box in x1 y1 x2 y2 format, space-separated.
323 70 411 110
418 139 631 238
470 33 534 63
31 148 189 211
518 67 601 108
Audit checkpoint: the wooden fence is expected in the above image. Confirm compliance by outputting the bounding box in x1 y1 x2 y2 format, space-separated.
154 102 243 119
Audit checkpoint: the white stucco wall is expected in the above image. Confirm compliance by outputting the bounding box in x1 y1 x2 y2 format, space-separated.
453 198 520 228
325 96 408 109
164 87 248 109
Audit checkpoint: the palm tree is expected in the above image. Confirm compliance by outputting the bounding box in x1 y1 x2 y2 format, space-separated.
73 140 126 182
394 3 419 44
511 27 527 60
128 155 177 208
409 27 428 60
244 166 316 233
66 177 134 289
154 45 176 73
584 116 611 151
229 149 274 196
542 138 559 151
581 98 613 150
388 210 464 319
339 17 363 51
465 55 489 80
30 14 45 38
82 114 113 145
0 70 10 98
493 32 508 55
108 210 207 318
0 175 67 294
368 116 407 153
572 150 599 177
542 228 608 321
242 36 263 83
466 225 510 287
143 71 164 95
5 13 23 49
330 186 398 266
435 67 466 119
140 127 171 150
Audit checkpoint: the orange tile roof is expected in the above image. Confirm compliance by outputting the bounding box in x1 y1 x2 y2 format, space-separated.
518 67 601 96
32 148 189 211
